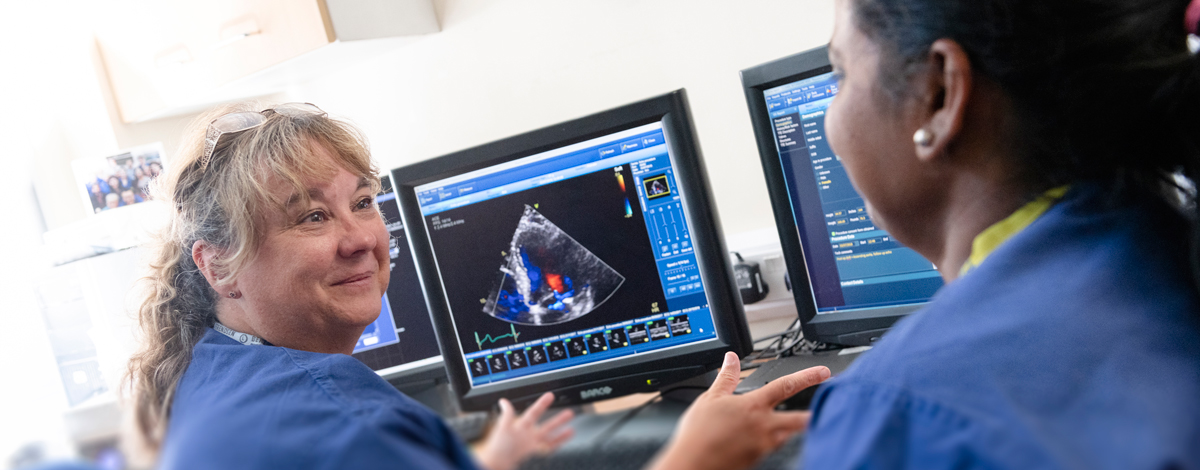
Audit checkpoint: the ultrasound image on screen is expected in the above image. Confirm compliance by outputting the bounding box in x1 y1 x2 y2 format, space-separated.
424 166 667 354
484 205 625 325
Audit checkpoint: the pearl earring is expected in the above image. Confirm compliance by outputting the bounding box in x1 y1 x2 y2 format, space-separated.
913 129 934 147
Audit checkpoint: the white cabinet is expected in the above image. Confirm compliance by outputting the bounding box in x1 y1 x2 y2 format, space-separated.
96 0 439 123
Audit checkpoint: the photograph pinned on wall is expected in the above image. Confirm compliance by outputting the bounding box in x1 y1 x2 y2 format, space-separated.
71 142 166 215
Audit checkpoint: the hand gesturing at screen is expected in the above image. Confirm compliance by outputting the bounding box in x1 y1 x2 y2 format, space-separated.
648 352 831 470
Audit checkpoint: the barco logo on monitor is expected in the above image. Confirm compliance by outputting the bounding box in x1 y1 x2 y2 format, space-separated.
580 386 613 400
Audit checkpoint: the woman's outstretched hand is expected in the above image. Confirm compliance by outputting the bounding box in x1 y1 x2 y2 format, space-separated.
475 392 574 470
648 352 831 470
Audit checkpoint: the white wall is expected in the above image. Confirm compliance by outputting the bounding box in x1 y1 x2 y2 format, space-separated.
0 1 114 461
17 6 123 232
287 0 834 234
44 0 837 238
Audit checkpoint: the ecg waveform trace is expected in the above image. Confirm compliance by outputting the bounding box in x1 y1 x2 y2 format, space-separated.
475 324 522 350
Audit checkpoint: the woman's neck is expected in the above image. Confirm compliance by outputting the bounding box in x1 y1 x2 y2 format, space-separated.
215 301 360 355
928 174 1029 283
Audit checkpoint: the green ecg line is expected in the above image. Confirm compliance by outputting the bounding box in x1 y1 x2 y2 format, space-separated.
475 324 521 350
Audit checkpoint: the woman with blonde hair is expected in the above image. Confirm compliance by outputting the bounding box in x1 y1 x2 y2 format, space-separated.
124 103 576 470
124 102 828 470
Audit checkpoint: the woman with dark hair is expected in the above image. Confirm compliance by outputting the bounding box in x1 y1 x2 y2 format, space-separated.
105 175 123 195
87 182 106 213
799 0 1200 468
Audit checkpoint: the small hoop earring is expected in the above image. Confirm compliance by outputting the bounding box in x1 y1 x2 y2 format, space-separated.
913 129 934 147
228 291 239 299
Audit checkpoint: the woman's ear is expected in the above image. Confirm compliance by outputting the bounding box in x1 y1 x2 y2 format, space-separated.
192 240 231 293
913 38 973 163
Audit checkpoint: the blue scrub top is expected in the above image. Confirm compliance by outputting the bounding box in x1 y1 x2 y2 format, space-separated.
160 329 480 470
802 186 1200 469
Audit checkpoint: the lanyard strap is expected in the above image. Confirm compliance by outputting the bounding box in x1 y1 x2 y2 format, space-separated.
214 321 267 346
959 186 1070 276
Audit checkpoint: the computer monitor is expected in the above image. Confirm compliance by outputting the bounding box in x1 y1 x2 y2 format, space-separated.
351 175 445 389
741 45 945 346
392 90 752 411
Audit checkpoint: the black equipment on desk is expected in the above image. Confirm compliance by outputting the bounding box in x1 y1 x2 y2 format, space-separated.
741 46 945 346
736 350 865 410
732 252 769 304
392 89 753 412
518 436 805 470
519 395 804 470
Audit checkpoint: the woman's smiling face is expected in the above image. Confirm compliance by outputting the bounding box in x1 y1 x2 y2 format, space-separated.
233 145 390 349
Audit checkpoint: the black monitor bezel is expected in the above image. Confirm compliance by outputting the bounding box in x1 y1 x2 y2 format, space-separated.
351 174 448 387
392 89 752 411
740 45 923 346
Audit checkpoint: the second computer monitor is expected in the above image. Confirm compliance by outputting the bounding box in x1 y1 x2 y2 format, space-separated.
351 176 444 385
393 90 752 411
742 45 945 346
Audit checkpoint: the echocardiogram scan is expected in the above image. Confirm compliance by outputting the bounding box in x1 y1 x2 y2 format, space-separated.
643 174 671 199
483 205 625 325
